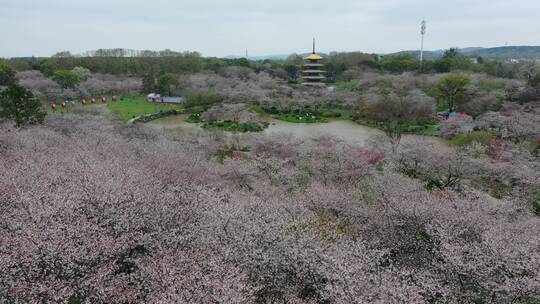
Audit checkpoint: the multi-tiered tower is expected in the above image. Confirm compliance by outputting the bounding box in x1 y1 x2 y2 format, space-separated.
301 38 325 86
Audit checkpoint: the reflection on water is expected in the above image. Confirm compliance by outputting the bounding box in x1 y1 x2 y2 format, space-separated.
264 119 382 144
147 115 386 145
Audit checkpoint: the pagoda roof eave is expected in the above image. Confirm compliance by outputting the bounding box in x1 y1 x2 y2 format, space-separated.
302 76 326 79
302 82 326 86
305 54 323 60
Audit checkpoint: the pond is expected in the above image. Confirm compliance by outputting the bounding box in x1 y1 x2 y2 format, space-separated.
147 115 437 145
264 119 382 144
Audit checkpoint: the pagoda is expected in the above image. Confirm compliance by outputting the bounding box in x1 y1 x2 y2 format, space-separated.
301 38 326 86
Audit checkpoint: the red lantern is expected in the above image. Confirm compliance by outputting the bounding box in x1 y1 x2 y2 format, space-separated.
51 103 56 111
61 101 66 109
91 98 96 104
101 96 107 103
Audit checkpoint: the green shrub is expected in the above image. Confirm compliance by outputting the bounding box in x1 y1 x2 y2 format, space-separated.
52 70 80 89
183 91 223 107
449 131 493 147
490 182 513 199
0 84 46 127
464 141 488 158
245 104 268 117
186 114 202 123
0 62 16 86
426 179 444 191
334 80 359 91
378 219 439 269
189 106 205 113
532 192 540 216
529 140 540 157
477 79 506 93
354 117 439 136
321 111 334 118
261 104 350 120
213 149 234 164
133 109 184 123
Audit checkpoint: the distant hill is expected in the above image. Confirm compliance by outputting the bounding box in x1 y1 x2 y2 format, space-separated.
390 50 444 60
224 53 335 61
223 54 290 61
460 47 485 53
464 46 540 60
389 46 540 61
227 46 540 62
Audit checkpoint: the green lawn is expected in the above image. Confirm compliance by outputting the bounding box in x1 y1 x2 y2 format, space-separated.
107 96 184 121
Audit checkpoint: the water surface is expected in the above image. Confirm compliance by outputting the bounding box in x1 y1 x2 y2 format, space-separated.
147 115 437 146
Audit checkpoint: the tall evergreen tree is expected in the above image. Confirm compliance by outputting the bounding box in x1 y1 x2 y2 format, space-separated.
0 84 46 127
51 70 80 89
0 63 16 86
141 73 156 94
435 74 470 112
156 73 179 96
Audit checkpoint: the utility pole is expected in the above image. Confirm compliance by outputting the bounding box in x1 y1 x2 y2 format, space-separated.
420 19 426 70
245 49 249 59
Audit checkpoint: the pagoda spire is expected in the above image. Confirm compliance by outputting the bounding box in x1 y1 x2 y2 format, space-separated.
302 39 325 86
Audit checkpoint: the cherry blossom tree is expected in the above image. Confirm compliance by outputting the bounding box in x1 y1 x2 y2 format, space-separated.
1 98 539 303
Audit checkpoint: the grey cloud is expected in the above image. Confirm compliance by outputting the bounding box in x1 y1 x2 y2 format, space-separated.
0 0 539 57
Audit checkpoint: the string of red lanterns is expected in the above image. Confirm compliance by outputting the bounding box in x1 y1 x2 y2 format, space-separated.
50 96 119 111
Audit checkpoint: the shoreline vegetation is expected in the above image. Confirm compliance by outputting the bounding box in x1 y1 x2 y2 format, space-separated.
44 97 440 137
272 113 328 123
202 120 269 132
99 96 441 136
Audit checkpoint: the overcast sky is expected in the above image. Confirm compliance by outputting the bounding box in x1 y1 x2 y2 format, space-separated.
1 0 539 58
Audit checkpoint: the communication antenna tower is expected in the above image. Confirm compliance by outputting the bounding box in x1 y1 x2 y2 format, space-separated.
420 19 427 68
